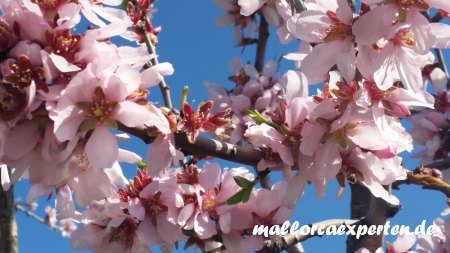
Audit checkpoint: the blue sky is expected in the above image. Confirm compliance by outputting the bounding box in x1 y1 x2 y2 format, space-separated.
14 1 450 252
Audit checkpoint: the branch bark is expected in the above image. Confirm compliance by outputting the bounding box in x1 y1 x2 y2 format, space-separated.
139 28 173 109
393 172 450 198
426 158 450 171
0 187 18 253
118 123 264 166
346 183 400 253
254 14 269 73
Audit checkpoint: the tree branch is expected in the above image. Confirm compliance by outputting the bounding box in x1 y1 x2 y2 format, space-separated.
346 183 400 253
289 0 307 13
254 14 269 73
140 27 173 109
15 204 60 231
0 187 18 253
118 123 264 166
347 0 356 12
425 158 450 171
394 172 450 198
261 219 361 253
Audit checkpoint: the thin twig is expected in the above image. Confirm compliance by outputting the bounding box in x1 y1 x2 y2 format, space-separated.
347 0 356 13
15 204 60 231
289 0 307 13
254 14 269 73
394 172 450 198
425 158 450 170
433 48 450 90
261 219 361 253
138 24 173 109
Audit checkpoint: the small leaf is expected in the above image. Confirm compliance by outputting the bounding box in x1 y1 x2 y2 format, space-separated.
246 109 273 126
241 188 252 203
233 176 253 189
225 189 247 205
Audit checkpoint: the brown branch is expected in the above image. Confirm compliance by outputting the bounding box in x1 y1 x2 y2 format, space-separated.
139 26 173 109
425 158 450 170
254 14 269 73
261 219 361 253
431 11 444 23
394 172 450 198
0 186 18 253
289 0 307 14
347 0 356 12
118 123 264 166
346 183 400 253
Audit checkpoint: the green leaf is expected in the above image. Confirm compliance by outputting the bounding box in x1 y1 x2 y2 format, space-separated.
233 176 254 189
245 109 273 126
225 188 253 205
241 188 252 203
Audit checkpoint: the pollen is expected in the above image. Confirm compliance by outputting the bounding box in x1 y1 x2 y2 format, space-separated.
394 28 415 48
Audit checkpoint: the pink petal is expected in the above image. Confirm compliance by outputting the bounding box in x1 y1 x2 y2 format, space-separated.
287 10 332 43
146 134 173 177
128 198 145 221
178 203 195 227
194 213 217 239
352 5 397 45
430 23 450 48
85 126 118 168
141 63 174 89
199 162 221 191
238 0 264 16
114 101 151 127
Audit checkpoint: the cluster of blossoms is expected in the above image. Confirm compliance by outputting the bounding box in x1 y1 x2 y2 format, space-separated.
70 162 298 253
207 57 286 144
0 0 233 249
210 0 450 206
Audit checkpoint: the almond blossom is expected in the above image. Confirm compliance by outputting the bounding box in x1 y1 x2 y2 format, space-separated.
286 0 356 83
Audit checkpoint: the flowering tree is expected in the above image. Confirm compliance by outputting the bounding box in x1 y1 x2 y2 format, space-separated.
0 0 449 253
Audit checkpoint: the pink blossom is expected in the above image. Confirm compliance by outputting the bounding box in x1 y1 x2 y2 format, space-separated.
287 0 356 83
50 64 152 168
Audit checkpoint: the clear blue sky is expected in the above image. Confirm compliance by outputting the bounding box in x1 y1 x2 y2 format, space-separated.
15 1 450 252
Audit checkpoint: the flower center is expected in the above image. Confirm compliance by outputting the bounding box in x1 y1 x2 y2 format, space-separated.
202 189 219 212
393 28 415 48
4 55 47 92
323 11 352 42
46 30 81 63
397 0 429 10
